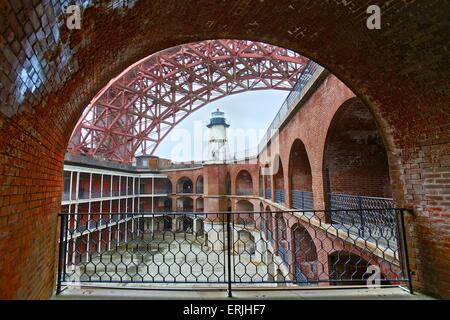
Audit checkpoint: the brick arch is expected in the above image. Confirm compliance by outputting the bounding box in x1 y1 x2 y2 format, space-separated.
0 1 447 299
195 197 204 212
327 248 394 285
195 175 204 194
288 138 313 210
176 176 194 194
291 222 318 281
322 97 392 208
176 196 193 212
272 154 286 205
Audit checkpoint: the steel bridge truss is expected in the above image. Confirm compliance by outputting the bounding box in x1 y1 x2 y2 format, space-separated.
68 40 309 163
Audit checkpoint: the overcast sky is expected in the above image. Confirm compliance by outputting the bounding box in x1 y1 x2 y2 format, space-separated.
154 90 290 162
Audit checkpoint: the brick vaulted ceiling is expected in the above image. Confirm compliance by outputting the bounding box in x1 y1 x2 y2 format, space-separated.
0 0 448 299
67 40 309 163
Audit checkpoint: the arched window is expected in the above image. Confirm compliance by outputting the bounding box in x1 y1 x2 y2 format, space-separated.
196 175 204 194
177 177 193 194
196 197 204 212
177 196 193 212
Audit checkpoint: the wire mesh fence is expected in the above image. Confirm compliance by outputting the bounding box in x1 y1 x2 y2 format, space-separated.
57 209 412 294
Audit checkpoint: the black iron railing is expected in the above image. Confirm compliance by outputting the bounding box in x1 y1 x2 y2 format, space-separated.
291 190 314 210
265 188 272 200
329 193 396 239
56 208 412 296
275 190 285 204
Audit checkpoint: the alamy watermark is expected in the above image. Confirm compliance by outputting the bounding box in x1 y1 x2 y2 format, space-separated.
365 265 382 288
367 5 382 30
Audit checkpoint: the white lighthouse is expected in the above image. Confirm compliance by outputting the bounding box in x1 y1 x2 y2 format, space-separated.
206 108 230 162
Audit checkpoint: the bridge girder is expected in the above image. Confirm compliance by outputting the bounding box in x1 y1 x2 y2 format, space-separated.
68 39 309 163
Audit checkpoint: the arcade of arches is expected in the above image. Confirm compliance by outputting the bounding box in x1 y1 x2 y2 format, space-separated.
0 1 448 299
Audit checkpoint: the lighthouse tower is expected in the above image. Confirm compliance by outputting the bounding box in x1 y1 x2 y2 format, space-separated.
206 108 230 162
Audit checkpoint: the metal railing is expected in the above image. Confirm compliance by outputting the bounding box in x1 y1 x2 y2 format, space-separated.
258 61 323 153
275 190 285 204
56 208 412 296
223 61 323 161
291 190 314 210
329 193 396 239
265 188 272 200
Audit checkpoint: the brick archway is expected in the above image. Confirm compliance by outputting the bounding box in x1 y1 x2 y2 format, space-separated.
323 97 392 203
235 170 253 196
288 139 313 210
0 1 447 299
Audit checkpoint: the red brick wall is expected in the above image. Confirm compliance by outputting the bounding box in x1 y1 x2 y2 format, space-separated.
0 0 448 299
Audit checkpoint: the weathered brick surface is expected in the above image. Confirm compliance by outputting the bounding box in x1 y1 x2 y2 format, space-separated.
0 0 448 299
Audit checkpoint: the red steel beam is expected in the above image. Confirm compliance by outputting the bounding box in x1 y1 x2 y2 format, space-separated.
68 39 309 163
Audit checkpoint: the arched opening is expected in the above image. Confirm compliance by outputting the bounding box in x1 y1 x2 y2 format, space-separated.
195 176 204 194
236 170 253 195
323 98 394 228
289 139 313 210
291 223 318 283
177 197 193 212
328 251 385 286
156 197 172 212
235 200 254 227
154 178 172 194
273 156 285 205
0 1 446 298
177 177 193 194
195 197 204 212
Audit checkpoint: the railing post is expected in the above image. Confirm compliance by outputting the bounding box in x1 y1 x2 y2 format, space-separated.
397 209 414 294
56 214 67 294
226 211 232 298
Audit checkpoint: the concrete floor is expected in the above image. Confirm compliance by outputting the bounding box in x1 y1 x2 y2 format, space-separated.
54 286 431 300
69 231 275 284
